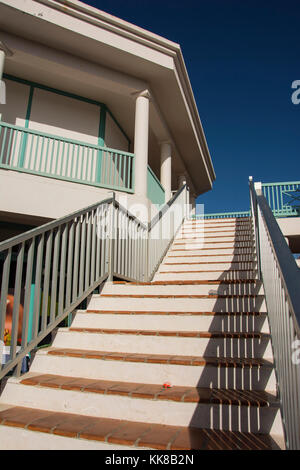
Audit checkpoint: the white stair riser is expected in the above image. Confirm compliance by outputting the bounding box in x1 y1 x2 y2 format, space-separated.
154 271 257 281
159 263 256 271
171 242 255 250
184 219 251 225
87 296 267 313
174 239 254 246
182 226 252 232
166 254 257 262
170 249 256 256
179 227 253 235
30 353 277 391
0 426 136 450
102 283 264 296
72 312 270 333
52 330 273 359
2 382 282 434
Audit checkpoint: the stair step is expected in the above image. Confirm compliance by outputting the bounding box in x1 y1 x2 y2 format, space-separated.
103 281 264 296
100 294 261 298
46 348 272 368
113 280 257 285
0 405 281 450
154 272 257 281
180 228 253 234
74 310 269 333
85 310 266 316
173 242 255 249
20 374 278 406
170 249 255 256
0 374 280 434
167 254 257 260
52 328 273 359
158 265 256 273
68 328 268 339
89 295 266 313
30 348 276 390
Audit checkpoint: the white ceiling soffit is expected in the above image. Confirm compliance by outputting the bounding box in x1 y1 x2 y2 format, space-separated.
0 0 216 194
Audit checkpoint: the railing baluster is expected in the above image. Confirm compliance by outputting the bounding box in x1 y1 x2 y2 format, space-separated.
32 233 44 339
90 210 96 285
21 239 34 348
58 224 68 315
72 218 81 303
41 230 53 331
10 243 25 361
50 227 61 324
79 214 87 296
0 248 12 349
85 212 92 291
65 222 75 310
0 126 8 163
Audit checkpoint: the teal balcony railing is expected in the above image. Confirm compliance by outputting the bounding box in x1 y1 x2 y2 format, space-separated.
192 181 300 220
147 165 165 207
0 121 135 193
261 181 300 217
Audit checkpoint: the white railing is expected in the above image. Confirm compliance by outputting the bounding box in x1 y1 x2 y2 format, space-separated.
0 184 189 380
249 177 300 449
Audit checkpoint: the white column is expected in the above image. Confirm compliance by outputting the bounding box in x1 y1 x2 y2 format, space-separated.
0 42 13 105
133 89 150 199
0 50 6 104
160 141 172 202
0 50 5 79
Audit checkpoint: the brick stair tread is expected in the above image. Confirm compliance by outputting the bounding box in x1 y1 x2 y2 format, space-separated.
68 327 269 339
100 294 261 298
86 310 266 316
174 241 254 245
167 255 256 258
20 374 279 407
113 280 258 285
171 248 255 252
46 348 273 368
0 405 279 449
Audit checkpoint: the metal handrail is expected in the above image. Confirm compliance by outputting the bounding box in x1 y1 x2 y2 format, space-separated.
0 184 189 379
249 177 300 449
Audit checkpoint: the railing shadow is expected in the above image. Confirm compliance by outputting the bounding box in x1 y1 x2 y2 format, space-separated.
185 217 281 448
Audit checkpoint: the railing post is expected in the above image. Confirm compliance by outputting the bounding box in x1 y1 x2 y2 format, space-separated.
249 177 262 280
108 192 116 281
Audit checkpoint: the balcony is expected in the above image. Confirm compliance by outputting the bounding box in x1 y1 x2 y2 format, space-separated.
0 121 165 207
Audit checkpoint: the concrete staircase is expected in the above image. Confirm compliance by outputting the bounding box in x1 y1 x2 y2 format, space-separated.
0 217 285 449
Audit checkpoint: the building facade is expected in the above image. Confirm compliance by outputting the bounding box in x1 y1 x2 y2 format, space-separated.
0 0 215 238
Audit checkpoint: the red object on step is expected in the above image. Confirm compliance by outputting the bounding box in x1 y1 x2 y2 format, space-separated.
163 382 172 388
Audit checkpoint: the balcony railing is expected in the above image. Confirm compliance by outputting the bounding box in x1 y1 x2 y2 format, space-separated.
0 121 135 193
191 181 300 220
147 165 165 207
261 181 300 217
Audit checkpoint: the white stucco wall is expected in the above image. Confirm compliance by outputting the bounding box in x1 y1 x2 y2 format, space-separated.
0 169 155 222
28 88 100 144
105 112 128 151
0 79 29 126
277 217 300 238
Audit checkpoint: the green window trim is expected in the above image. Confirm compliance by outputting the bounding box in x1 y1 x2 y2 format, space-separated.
3 73 131 150
19 85 34 168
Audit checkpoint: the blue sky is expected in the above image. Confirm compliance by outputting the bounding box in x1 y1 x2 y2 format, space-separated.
83 0 300 213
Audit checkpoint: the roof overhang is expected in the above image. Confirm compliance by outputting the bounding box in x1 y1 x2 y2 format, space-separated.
0 0 215 195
